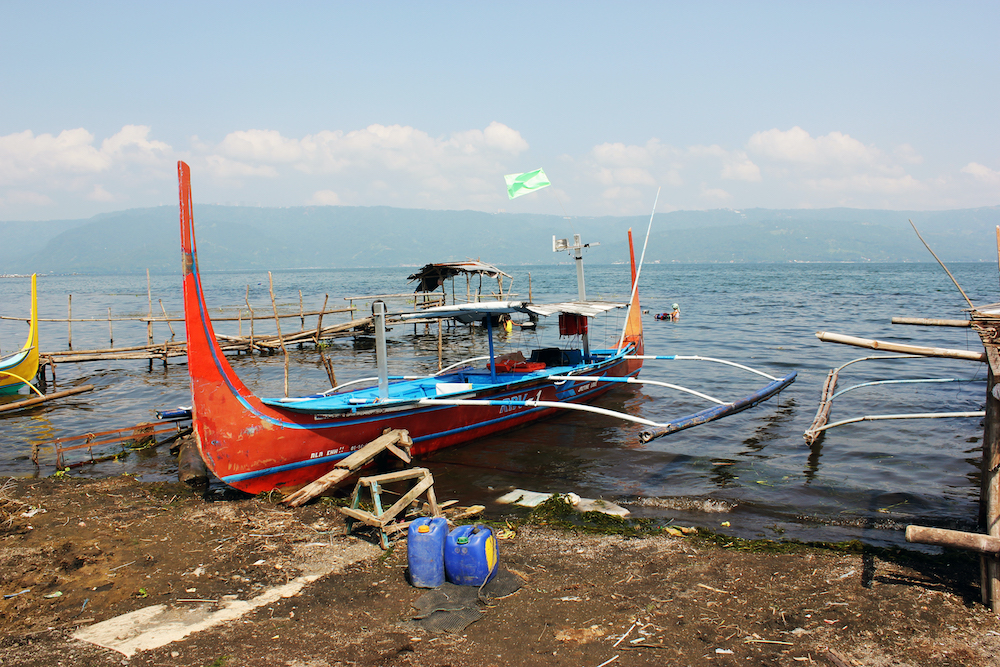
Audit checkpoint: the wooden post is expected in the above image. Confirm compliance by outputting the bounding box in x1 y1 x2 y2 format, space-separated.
67 295 72 349
159 300 175 338
245 285 254 355
984 355 1000 611
437 318 443 372
315 294 329 344
146 269 154 346
108 308 113 348
268 272 289 397
320 350 336 388
299 290 304 329
528 272 532 302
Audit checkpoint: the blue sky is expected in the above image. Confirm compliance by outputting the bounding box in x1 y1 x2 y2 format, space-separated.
1 1 997 220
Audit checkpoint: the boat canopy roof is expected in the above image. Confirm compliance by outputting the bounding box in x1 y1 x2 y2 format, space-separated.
526 301 626 317
407 260 511 292
398 300 530 320
396 299 626 321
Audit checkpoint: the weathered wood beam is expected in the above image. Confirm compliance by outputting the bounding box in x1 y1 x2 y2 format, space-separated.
815 331 986 362
906 525 1000 555
891 317 970 327
0 385 95 414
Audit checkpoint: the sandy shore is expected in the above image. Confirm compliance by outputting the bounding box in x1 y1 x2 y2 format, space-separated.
1 475 998 666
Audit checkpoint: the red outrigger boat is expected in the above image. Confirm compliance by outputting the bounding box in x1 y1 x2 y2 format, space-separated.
178 161 795 494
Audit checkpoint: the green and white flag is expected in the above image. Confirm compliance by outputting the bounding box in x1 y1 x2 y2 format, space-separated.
504 168 551 199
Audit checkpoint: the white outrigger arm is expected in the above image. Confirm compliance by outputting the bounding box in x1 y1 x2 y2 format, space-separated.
418 356 796 443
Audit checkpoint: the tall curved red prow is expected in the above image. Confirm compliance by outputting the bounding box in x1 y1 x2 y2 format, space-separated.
179 161 345 492
621 228 644 357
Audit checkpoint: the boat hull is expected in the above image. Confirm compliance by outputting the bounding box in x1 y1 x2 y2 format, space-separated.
178 161 644 495
0 274 39 394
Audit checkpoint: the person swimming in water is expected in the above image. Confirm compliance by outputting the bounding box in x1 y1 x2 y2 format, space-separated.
654 303 681 321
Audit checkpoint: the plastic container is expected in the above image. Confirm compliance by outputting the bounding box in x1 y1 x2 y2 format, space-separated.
445 524 499 586
407 517 448 588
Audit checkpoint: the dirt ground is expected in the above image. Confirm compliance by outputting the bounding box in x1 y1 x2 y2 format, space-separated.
1 475 999 667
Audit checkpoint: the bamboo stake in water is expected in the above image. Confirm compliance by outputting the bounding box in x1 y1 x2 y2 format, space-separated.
108 308 113 348
158 300 175 337
245 285 254 355
146 269 154 346
314 294 329 344
299 290 304 329
437 318 443 371
909 219 975 310
67 295 72 349
319 348 336 388
268 272 289 397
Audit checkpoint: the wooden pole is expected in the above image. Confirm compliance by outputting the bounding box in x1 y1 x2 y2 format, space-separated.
315 294 329 344
909 219 975 310
528 272 533 302
984 356 1000 611
107 308 113 348
246 285 254 355
146 269 154 346
320 349 336 388
299 290 304 329
891 317 970 327
816 331 986 362
67 295 72 349
437 318 443 371
159 300 175 337
268 272 289 397
906 525 1000 555
0 384 95 415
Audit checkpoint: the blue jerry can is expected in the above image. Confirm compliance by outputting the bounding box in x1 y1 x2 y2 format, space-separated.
407 516 448 588
445 524 499 586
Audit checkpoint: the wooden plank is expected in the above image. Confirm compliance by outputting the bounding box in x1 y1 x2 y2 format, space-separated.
339 506 381 527
0 384 95 414
376 473 434 526
282 429 412 506
359 468 428 486
816 331 986 362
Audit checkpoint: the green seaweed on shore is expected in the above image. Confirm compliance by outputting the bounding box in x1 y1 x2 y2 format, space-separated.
522 495 663 537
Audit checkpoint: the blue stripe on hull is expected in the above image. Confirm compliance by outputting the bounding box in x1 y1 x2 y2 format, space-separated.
220 368 641 484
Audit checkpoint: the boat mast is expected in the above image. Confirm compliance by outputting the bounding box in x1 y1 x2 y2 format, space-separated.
554 234 594 360
373 301 389 399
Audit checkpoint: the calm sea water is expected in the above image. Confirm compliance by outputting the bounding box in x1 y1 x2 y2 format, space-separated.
1 261 995 548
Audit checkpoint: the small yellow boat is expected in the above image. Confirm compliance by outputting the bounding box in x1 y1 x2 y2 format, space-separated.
0 274 39 394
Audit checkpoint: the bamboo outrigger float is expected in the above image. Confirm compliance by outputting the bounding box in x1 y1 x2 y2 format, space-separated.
177 161 795 496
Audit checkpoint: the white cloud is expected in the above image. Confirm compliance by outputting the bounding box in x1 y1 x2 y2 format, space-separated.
961 162 1000 184
310 189 341 205
0 121 996 220
700 186 732 201
0 128 110 181
86 184 115 202
746 126 881 169
101 125 171 163
5 190 55 206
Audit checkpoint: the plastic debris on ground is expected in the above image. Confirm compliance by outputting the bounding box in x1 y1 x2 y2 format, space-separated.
495 489 630 517
409 567 524 634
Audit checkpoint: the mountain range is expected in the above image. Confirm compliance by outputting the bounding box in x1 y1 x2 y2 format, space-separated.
2 204 998 274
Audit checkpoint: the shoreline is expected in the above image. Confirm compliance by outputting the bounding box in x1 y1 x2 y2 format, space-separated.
1 475 997 666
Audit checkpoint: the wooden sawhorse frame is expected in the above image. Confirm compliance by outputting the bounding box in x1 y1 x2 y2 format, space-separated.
341 468 441 549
